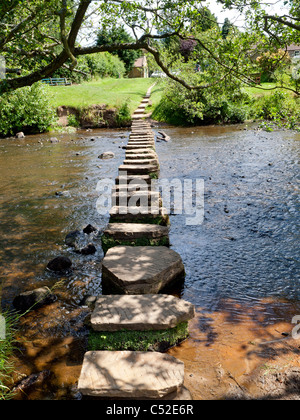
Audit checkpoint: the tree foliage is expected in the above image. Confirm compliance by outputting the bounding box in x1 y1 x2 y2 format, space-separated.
96 26 140 72
0 0 299 95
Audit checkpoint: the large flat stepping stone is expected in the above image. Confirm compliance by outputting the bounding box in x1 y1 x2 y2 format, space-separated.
102 246 184 294
78 351 184 398
91 294 195 331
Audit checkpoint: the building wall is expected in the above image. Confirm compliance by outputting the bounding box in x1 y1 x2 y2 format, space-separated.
128 67 148 78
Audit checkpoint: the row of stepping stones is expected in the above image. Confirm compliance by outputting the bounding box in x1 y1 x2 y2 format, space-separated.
78 86 195 400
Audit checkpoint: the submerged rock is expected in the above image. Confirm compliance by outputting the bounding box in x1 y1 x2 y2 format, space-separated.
98 151 115 159
83 224 97 234
13 287 56 312
47 256 72 272
55 190 70 197
65 230 82 248
77 244 97 255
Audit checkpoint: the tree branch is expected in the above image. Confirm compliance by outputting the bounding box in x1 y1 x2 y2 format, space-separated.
264 14 300 32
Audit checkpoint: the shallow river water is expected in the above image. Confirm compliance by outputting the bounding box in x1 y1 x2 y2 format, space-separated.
0 124 299 399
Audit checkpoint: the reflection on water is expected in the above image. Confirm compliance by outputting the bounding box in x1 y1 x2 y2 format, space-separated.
0 124 299 399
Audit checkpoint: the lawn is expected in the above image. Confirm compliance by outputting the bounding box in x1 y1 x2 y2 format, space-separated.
244 82 290 97
48 78 157 112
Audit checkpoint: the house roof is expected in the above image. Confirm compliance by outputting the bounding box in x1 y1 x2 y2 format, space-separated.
287 44 300 51
133 56 147 68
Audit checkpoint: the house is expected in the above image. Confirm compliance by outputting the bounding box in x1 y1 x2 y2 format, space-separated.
287 44 300 59
250 44 300 61
128 56 148 78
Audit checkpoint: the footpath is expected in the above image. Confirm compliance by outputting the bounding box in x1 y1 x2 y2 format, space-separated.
77 85 195 400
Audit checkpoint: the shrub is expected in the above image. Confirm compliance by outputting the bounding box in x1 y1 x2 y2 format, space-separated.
0 83 55 137
152 77 251 126
253 90 300 128
52 53 126 83
115 101 131 126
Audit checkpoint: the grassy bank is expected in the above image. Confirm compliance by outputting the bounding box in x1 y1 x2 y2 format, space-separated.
49 78 156 114
0 312 17 400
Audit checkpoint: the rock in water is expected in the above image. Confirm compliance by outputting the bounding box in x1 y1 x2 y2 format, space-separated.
98 151 115 159
47 256 72 272
78 244 96 255
83 224 97 234
16 132 25 139
13 287 56 312
65 230 82 247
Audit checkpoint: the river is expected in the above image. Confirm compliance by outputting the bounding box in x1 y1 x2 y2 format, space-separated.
0 124 299 399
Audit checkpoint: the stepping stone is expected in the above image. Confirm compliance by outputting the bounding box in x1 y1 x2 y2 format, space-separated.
127 141 155 147
102 222 168 252
126 148 157 154
133 110 145 116
111 190 160 206
131 123 150 128
78 351 184 399
90 294 195 331
132 114 146 119
125 144 155 150
123 158 159 166
112 184 150 193
102 246 183 294
130 130 154 135
118 164 159 175
115 174 152 185
103 221 168 240
128 137 155 142
130 133 154 138
125 152 158 159
109 206 168 225
128 139 155 144
129 140 155 145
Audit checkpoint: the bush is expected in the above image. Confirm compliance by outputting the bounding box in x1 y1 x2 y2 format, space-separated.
253 90 300 129
0 83 55 137
115 101 131 126
52 53 126 83
152 77 251 126
86 53 125 79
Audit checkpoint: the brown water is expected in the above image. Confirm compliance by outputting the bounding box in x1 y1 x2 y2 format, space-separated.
0 125 299 399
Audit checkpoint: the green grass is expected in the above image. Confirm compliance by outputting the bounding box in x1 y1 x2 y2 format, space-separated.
145 80 165 112
48 78 156 113
101 234 170 254
0 312 17 400
88 322 189 352
244 82 288 97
